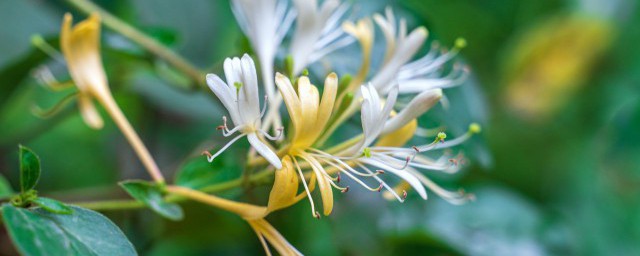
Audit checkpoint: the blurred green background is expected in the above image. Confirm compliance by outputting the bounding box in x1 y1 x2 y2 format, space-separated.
1 0 640 255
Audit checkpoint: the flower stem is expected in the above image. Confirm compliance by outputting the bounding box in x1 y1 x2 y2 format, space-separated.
73 169 274 211
66 0 206 89
97 94 165 183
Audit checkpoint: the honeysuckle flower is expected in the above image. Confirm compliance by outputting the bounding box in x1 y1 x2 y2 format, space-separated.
61 13 164 183
312 84 477 204
343 7 467 98
275 72 340 218
204 54 283 169
231 0 295 100
61 13 109 129
290 0 353 75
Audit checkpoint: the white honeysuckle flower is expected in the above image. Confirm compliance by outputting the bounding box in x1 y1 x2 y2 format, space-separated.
308 84 477 204
231 0 295 99
370 7 427 95
290 0 354 75
397 39 469 94
205 54 283 169
351 83 398 153
369 7 468 96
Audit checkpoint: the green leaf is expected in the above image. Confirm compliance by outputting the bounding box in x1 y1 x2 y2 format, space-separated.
0 174 13 198
1 204 137 255
119 180 183 221
31 197 73 214
19 145 40 192
175 155 241 190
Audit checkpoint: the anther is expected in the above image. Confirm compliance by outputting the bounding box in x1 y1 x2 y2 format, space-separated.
336 173 341 183
469 123 481 134
377 183 383 192
376 170 385 175
402 190 408 200
412 146 420 153
216 125 225 130
313 211 321 219
201 151 213 158
341 186 350 193
449 158 458 166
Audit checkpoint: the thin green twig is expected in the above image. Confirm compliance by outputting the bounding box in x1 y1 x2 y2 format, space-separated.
72 169 273 211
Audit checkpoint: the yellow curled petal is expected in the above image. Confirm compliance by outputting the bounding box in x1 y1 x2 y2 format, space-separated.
342 19 374 94
316 73 338 131
60 13 110 98
248 218 302 256
300 154 333 216
295 77 320 148
266 156 300 214
275 73 302 136
77 94 104 129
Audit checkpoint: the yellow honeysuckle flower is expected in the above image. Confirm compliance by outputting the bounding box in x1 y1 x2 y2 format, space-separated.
275 72 340 218
341 18 374 97
60 13 164 183
61 13 109 129
277 73 338 149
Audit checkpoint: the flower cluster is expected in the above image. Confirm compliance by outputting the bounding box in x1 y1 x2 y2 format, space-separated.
54 1 479 255
202 1 480 254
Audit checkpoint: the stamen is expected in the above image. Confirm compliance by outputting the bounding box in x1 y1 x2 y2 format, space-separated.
259 127 284 141
292 156 319 219
369 152 415 170
358 163 404 202
205 133 246 162
201 151 212 158
221 124 244 137
408 169 473 205
328 179 347 191
259 95 268 118
317 157 381 191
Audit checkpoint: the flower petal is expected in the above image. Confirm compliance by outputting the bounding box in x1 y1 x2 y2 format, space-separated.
247 133 282 169
205 73 242 126
77 94 103 129
266 156 300 213
382 89 441 134
275 73 302 134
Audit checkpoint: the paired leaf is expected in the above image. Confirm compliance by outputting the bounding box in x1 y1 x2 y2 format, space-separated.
19 145 40 192
0 174 13 198
119 180 183 221
2 204 137 255
31 197 73 214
